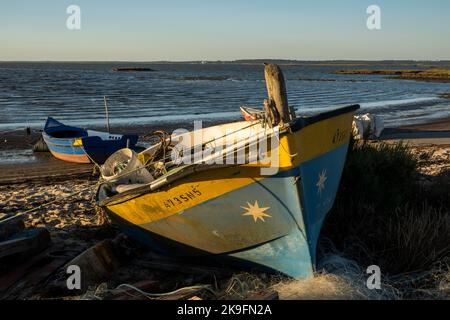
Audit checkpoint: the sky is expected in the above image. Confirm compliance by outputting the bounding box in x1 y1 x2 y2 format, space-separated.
1 0 450 61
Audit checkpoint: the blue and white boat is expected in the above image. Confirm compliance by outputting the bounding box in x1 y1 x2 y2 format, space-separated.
42 117 138 164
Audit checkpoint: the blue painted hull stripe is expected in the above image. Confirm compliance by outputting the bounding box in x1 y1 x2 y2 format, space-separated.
109 143 350 278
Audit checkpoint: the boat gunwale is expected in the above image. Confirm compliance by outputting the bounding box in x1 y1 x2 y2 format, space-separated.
96 163 238 207
97 122 288 206
44 118 87 138
96 104 360 207
43 117 137 143
42 133 84 147
290 104 360 132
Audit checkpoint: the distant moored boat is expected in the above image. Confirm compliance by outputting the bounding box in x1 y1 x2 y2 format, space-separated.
112 67 155 72
240 106 265 121
42 117 138 164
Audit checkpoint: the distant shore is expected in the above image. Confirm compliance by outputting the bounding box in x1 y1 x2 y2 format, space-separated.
401 117 450 131
2 60 450 67
334 69 450 83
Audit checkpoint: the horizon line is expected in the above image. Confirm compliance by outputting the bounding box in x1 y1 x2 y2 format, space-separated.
1 59 449 63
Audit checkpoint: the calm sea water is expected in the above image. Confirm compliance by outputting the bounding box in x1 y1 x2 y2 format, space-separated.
0 62 449 131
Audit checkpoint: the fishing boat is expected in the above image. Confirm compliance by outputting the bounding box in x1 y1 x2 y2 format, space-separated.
42 117 139 164
240 106 265 121
96 64 359 278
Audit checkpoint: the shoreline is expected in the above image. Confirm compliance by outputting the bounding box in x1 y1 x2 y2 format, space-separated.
377 116 450 144
1 114 449 151
399 117 450 131
0 119 232 152
0 119 228 184
0 115 449 184
1 114 449 152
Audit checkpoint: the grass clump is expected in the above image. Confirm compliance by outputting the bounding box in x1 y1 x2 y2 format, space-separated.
339 141 418 210
321 140 449 298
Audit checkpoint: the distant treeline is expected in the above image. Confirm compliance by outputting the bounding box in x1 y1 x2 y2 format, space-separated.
3 60 450 65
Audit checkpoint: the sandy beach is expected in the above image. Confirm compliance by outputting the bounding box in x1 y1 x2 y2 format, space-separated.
0 115 449 300
379 117 450 146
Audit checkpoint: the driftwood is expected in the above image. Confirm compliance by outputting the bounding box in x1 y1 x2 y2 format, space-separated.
0 217 25 241
0 227 50 259
264 63 296 124
0 249 51 294
64 239 121 292
0 249 74 297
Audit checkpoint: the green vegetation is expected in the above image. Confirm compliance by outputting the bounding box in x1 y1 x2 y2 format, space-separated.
202 141 449 300
321 141 450 298
334 69 450 82
335 69 420 75
336 142 418 210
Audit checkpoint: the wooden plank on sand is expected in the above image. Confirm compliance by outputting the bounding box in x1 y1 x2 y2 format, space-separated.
135 258 234 277
0 227 50 259
0 217 25 241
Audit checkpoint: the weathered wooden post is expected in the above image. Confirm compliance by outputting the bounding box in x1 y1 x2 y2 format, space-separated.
264 63 296 125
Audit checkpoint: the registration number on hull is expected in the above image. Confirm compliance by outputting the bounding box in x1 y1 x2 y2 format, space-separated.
162 185 202 209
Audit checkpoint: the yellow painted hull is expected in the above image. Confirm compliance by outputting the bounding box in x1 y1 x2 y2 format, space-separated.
97 105 359 278
105 110 353 224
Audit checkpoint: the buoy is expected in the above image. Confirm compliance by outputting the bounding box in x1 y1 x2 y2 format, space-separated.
101 148 154 184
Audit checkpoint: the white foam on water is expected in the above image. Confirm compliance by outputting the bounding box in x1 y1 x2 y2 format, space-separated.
359 97 442 110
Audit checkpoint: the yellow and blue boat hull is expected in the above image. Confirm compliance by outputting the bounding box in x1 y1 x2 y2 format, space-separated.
98 105 359 278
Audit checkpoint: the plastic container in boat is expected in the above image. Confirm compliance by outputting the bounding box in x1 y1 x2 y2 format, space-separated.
101 148 154 185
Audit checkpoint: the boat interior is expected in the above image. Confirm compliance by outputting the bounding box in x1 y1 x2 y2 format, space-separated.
97 104 360 204
97 119 280 203
86 130 130 141
47 128 87 139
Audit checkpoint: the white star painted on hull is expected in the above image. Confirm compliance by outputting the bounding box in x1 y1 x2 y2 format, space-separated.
241 201 271 222
316 169 328 195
